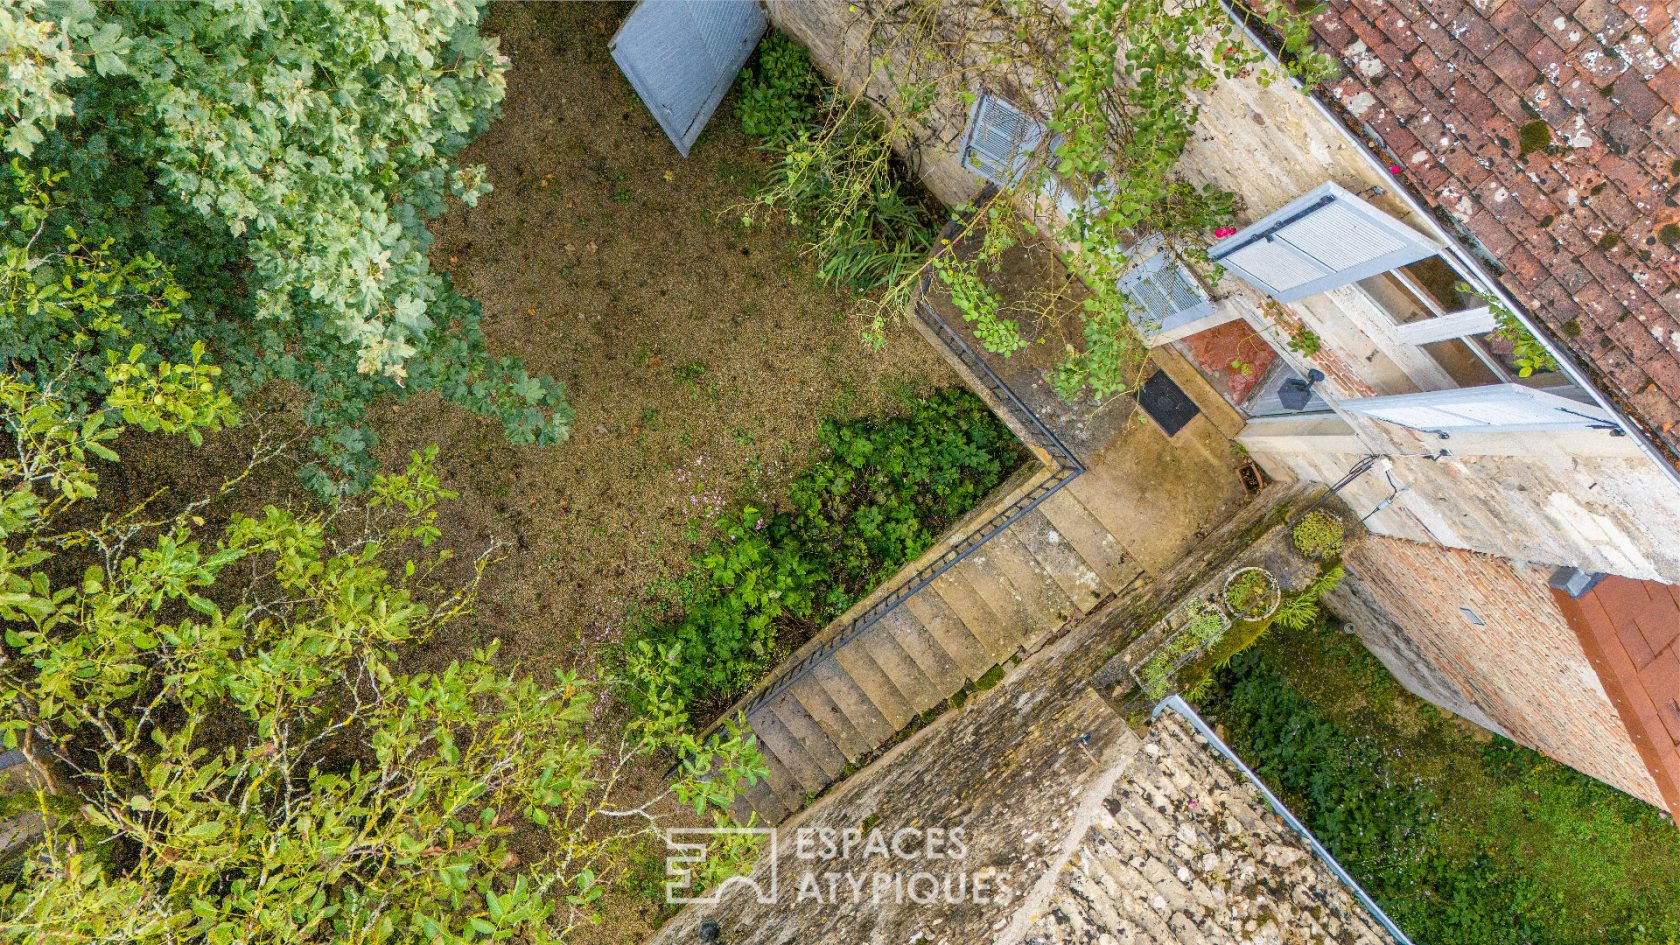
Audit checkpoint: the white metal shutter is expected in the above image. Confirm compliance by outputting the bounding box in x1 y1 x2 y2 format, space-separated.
611 0 766 157
1390 306 1498 345
961 94 1044 185
1211 182 1439 302
1344 384 1616 433
1118 248 1215 334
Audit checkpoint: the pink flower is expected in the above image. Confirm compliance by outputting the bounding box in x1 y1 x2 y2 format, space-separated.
755 517 766 530
1388 164 1400 173
1213 227 1237 239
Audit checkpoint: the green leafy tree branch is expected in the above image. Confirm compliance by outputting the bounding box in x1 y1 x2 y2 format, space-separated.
0 380 762 944
2 2 572 494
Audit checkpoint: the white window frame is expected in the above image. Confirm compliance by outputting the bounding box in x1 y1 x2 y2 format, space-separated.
1389 306 1497 345
959 94 1044 186
1343 383 1617 435
1118 239 1217 341
1211 182 1441 303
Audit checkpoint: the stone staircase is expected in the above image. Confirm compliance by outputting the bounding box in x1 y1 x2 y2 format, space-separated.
733 475 1146 824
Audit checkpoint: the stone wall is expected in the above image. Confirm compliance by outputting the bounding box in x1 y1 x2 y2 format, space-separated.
1244 426 1680 584
1017 712 1399 945
1326 534 1664 809
649 488 1403 945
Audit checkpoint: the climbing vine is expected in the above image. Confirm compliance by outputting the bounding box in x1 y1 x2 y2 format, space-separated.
741 0 1334 402
1460 282 1560 377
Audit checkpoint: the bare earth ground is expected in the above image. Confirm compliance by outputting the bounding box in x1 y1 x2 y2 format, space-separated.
373 2 955 679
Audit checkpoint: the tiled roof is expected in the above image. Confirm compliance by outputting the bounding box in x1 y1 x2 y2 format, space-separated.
1554 575 1680 816
1310 0 1680 467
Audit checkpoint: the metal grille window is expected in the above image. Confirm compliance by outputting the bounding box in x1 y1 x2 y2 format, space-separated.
1211 182 1440 302
1118 246 1215 335
961 94 1045 185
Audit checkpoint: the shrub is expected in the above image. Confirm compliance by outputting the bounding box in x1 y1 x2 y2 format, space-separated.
0 380 762 942
735 32 820 142
1292 510 1345 559
636 389 1024 708
737 33 937 302
9 4 572 494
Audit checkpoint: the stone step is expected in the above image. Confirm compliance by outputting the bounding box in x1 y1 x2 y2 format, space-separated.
733 768 789 826
787 673 872 763
1038 487 1139 590
761 693 848 781
877 606 968 695
959 550 1045 646
757 749 808 824
1016 507 1107 612
930 567 1017 663
746 706 829 799
985 529 1076 639
1065 470 1148 557
808 657 898 747
831 639 916 730
902 589 994 681
855 621 944 716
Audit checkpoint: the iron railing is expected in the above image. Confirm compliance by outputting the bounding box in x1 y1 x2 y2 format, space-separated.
1153 696 1417 945
705 294 1085 733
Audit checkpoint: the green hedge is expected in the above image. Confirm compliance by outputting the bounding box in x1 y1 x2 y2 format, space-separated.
635 389 1023 708
1198 621 1680 945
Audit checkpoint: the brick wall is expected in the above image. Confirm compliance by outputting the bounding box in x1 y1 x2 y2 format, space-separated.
1327 535 1665 809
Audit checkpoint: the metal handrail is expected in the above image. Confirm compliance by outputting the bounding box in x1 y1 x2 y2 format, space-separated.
1153 696 1417 945
700 292 1084 737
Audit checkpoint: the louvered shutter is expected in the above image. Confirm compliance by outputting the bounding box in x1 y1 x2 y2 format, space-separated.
961 95 1044 185
1344 384 1615 433
1210 182 1439 302
611 0 766 157
1118 248 1215 335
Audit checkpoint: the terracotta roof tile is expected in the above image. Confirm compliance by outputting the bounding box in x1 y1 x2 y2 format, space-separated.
1318 0 1680 465
1557 577 1680 815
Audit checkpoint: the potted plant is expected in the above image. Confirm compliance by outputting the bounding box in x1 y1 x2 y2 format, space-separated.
1178 597 1231 647
1131 597 1232 700
1292 509 1345 560
1223 566 1281 621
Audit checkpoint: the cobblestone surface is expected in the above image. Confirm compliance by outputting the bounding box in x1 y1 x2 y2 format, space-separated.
1022 713 1397 945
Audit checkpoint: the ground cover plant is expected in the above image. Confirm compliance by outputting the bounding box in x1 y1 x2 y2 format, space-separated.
1198 618 1680 945
633 388 1025 709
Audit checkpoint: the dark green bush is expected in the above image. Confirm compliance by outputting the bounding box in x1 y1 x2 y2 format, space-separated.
734 32 820 143
1199 621 1680 945
636 389 1023 708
